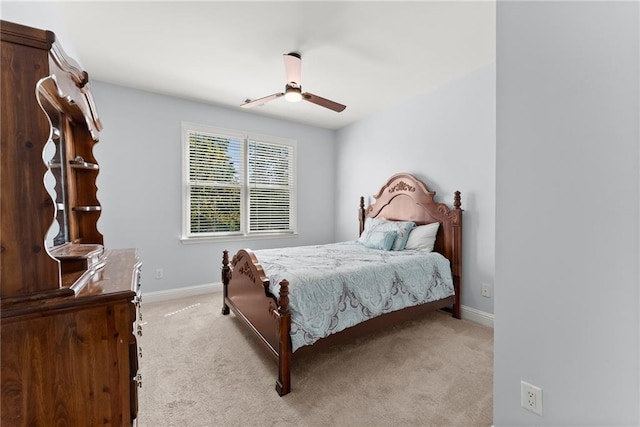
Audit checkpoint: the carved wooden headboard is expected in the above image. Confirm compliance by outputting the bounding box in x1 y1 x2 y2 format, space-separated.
358 173 463 295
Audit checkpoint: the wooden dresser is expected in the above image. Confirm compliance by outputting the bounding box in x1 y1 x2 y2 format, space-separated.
1 20 141 426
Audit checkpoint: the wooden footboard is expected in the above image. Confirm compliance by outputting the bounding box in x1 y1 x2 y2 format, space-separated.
221 249 292 395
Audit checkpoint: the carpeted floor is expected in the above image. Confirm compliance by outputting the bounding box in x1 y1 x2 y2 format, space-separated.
137 292 493 426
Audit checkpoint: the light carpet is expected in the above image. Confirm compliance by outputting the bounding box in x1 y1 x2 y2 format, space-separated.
137 292 493 426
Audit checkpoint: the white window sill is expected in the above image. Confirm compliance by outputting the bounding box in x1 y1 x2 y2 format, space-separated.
180 232 298 245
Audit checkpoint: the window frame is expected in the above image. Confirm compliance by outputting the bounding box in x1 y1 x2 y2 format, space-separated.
181 122 297 243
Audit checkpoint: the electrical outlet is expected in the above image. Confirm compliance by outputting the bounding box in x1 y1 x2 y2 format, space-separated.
521 381 543 416
155 268 163 279
481 283 492 298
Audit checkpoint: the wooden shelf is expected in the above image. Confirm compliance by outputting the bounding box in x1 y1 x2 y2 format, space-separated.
72 205 101 212
49 242 103 260
69 159 99 170
50 242 105 280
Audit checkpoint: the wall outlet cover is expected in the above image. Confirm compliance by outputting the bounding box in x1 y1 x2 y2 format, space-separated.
521 381 543 416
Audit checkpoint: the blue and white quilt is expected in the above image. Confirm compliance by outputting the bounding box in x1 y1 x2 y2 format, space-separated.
254 241 455 352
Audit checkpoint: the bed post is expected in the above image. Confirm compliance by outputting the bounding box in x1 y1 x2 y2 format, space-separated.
452 191 463 319
358 196 366 236
221 250 230 315
275 279 292 396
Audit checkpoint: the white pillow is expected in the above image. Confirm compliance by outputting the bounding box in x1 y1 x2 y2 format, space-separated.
404 222 439 251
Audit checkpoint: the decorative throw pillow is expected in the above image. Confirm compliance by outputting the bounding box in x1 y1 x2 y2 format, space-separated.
404 222 440 252
360 230 398 251
358 217 377 243
358 218 415 251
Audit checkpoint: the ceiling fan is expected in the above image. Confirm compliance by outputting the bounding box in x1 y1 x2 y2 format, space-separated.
241 52 346 113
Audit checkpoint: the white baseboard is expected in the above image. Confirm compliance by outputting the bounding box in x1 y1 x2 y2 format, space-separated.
142 282 221 304
461 305 494 328
143 284 494 329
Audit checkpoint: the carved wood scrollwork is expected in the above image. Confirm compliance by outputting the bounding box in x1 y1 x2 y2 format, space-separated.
238 261 256 284
388 180 415 193
438 192 462 222
437 204 461 222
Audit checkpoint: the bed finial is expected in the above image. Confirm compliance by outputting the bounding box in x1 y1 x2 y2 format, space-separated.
278 279 290 314
222 250 231 315
454 191 461 210
358 196 366 237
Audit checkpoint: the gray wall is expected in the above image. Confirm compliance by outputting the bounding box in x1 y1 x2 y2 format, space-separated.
335 63 496 315
495 2 639 425
91 82 336 292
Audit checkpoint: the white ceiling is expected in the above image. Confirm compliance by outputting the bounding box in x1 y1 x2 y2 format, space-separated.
54 1 495 130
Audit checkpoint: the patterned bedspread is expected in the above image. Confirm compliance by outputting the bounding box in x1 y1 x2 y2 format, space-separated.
254 241 454 352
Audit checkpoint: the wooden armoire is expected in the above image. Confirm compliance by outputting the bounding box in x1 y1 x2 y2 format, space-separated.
0 20 142 426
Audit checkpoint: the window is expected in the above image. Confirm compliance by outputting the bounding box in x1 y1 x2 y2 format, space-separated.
182 122 296 240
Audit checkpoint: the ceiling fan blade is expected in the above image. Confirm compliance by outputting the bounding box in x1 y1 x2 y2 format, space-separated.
283 52 301 87
302 92 346 112
240 92 284 108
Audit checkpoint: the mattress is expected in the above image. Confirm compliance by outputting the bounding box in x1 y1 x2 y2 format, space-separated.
255 241 455 351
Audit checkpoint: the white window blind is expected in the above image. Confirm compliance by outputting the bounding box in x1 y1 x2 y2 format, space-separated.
182 122 296 239
248 140 295 233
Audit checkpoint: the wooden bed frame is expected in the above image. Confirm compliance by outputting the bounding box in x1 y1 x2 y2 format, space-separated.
221 173 462 396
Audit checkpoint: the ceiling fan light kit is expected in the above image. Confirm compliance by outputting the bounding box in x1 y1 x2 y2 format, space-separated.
241 52 346 112
284 85 302 103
